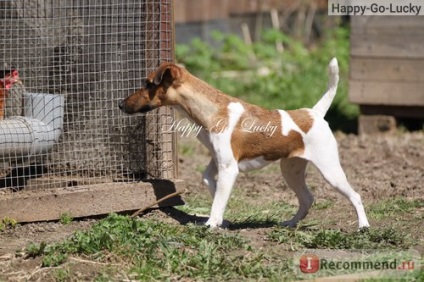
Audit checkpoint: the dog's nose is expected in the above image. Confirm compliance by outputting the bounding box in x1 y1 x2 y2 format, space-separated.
118 99 125 110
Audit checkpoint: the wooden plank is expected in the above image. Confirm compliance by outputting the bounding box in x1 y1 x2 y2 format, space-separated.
351 16 424 35
349 81 424 106
174 0 229 23
350 32 424 59
228 0 327 15
350 16 424 59
173 0 204 23
174 0 327 22
0 180 185 223
208 0 230 21
350 57 424 82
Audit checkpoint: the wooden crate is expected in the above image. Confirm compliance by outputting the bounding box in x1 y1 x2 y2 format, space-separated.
349 16 424 118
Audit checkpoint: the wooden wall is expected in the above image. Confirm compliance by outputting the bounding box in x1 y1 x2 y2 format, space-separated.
349 17 424 117
174 0 327 23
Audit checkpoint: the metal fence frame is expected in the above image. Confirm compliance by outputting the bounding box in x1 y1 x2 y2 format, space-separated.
0 0 181 222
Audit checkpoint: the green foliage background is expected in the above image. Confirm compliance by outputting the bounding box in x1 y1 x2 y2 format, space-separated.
176 27 358 132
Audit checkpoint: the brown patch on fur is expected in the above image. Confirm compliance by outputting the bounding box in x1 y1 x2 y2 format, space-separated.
288 109 313 133
231 104 306 161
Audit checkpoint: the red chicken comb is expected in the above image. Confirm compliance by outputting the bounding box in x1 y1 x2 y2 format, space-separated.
4 69 18 78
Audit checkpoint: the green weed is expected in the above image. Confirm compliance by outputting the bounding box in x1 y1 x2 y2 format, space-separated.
0 217 18 231
53 268 71 282
24 211 416 280
177 194 211 215
178 192 297 228
314 200 334 210
26 241 68 266
268 226 410 250
95 272 115 282
59 212 74 225
179 143 194 156
25 242 47 257
26 214 292 280
195 164 206 173
227 198 296 228
369 198 424 220
42 252 68 267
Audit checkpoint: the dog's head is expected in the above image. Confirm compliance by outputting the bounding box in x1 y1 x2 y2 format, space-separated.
119 62 182 114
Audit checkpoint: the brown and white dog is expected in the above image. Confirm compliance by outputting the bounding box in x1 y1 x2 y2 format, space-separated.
119 58 370 229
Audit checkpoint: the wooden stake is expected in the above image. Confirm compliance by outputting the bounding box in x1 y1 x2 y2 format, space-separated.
241 23 257 61
131 189 187 218
270 9 284 53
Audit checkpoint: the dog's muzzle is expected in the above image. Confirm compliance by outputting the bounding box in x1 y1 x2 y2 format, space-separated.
118 99 125 111
118 99 153 114
118 99 134 114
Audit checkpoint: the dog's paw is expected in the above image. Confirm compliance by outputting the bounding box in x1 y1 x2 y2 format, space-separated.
358 225 370 233
280 220 298 228
205 218 230 229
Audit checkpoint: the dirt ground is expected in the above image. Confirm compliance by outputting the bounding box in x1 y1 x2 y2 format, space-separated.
0 130 423 280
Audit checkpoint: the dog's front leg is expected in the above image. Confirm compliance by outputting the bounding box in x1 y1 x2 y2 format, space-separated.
205 162 239 228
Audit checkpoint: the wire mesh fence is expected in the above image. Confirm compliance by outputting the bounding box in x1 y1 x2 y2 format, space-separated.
0 0 176 192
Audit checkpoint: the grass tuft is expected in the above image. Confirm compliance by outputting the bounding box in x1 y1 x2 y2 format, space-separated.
59 212 74 225
268 226 410 250
368 197 424 220
0 217 18 231
25 214 291 280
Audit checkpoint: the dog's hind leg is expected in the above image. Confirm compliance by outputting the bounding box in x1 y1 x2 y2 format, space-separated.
202 159 217 198
311 157 370 229
280 157 314 227
307 133 370 229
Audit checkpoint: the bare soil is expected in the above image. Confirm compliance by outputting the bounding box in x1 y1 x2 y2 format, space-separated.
1 131 423 281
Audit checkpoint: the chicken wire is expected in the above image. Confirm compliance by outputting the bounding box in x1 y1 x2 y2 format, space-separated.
0 0 177 191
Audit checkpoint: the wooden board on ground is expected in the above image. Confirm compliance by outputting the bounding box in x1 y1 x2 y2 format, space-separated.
0 180 185 223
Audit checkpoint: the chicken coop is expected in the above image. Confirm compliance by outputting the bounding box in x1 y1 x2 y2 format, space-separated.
0 0 183 222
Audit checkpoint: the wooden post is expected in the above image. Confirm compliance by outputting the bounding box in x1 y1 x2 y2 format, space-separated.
144 1 177 180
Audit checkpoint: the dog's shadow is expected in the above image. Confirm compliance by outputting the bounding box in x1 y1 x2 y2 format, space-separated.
159 207 279 230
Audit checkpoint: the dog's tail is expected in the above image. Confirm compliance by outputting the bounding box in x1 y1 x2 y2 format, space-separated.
312 57 339 117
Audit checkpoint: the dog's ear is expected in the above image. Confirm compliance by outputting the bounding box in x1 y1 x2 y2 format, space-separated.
152 63 180 86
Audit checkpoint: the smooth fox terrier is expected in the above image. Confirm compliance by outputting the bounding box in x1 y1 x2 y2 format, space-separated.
119 58 370 230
